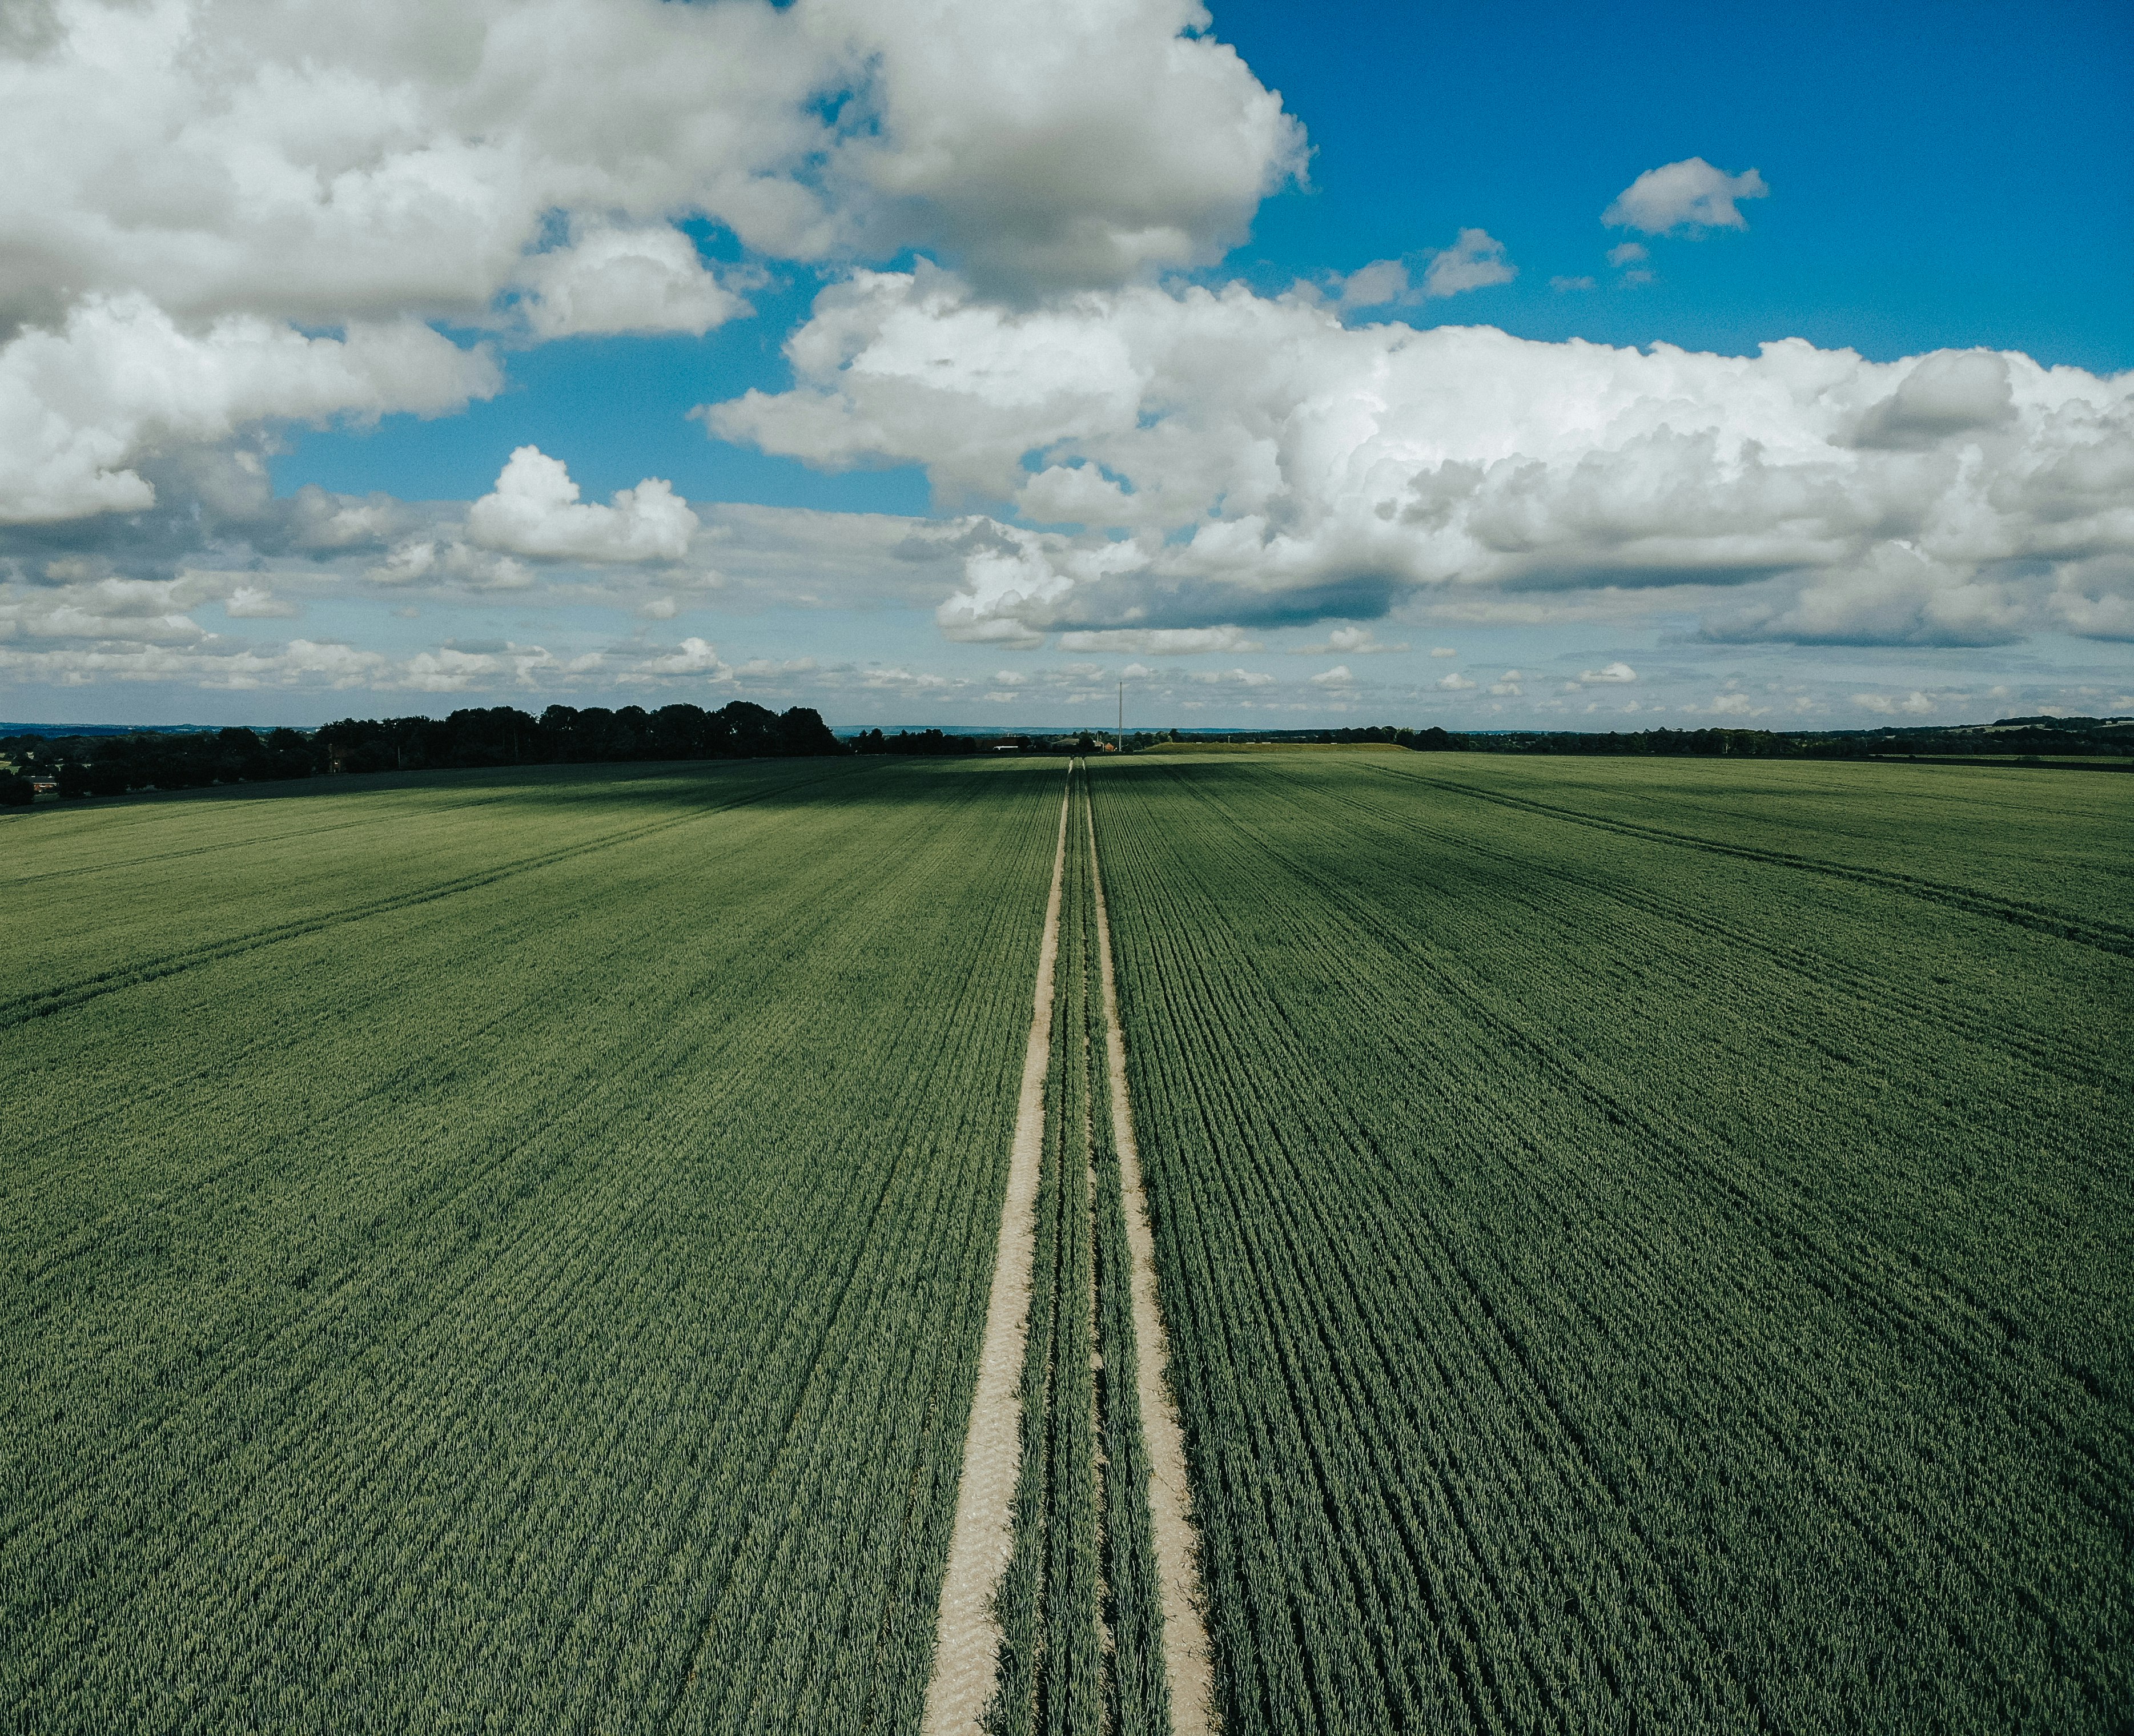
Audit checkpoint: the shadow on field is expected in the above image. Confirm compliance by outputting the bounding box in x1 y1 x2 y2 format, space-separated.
7 754 1084 824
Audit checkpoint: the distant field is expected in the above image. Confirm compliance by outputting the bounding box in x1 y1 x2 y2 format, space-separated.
2 753 2127 1734
1132 740 1403 754
1094 753 2131 1734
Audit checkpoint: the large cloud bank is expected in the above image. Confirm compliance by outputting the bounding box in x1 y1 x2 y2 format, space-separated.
0 0 1301 524
706 271 2134 648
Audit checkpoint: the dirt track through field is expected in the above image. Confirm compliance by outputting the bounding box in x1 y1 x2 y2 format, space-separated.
923 775 1072 1736
1087 788 1216 1735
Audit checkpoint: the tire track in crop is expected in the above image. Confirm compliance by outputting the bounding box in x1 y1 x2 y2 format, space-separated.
1366 763 2134 958
0 762 858 1029
672 812 1056 1731
923 770 1071 1736
1087 779 1215 1736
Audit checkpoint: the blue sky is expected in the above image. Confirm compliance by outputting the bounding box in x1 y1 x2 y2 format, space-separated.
3 0 2129 727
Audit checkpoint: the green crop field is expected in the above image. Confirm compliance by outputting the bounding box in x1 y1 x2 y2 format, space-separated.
1092 752 2131 1735
2 760 1062 1732
3 752 2128 1734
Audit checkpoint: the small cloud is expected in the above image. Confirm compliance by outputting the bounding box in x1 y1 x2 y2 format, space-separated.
1058 626 1261 654
1428 645 1458 658
637 596 678 619
467 447 698 564
1294 625 1407 654
1604 157 1769 234
1710 693 1758 716
1489 679 1522 696
1579 661 1637 684
1335 259 1410 311
1437 671 1476 690
1422 228 1517 298
365 537 533 591
1618 267 1655 287
1549 275 1596 292
993 669 1027 685
224 585 297 618
634 635 729 679
1309 664 1356 687
1605 242 1649 267
1854 690 1937 716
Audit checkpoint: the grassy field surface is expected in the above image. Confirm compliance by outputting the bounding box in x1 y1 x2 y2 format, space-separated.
1092 753 2131 1735
4 752 2127 1734
2 760 1059 1733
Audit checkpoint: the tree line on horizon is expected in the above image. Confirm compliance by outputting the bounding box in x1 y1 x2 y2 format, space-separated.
2 708 2125 806
0 702 841 802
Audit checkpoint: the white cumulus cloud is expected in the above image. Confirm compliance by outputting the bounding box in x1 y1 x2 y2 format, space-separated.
707 270 2134 652
223 584 298 618
519 225 753 339
0 295 497 524
466 447 699 563
1604 158 1769 234
1422 229 1516 298
630 635 730 679
0 0 1306 525
1580 661 1637 682
1293 625 1406 654
1335 260 1410 311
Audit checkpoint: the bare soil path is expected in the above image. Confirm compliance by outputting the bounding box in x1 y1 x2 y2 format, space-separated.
923 776 1072 1736
1086 786 1216 1735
